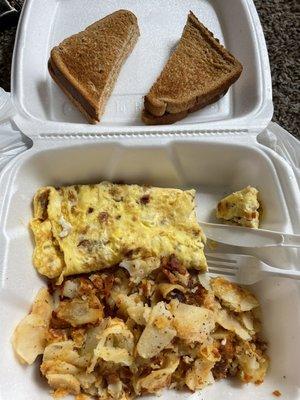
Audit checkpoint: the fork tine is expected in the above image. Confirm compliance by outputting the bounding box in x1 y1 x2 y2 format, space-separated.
208 267 235 277
207 260 238 269
208 265 236 273
206 253 238 263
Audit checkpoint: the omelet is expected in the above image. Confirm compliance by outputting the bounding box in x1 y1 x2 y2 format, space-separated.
31 182 207 281
216 186 260 228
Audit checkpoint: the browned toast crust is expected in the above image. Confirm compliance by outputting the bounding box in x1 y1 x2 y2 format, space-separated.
142 11 242 125
142 88 228 125
49 10 139 124
49 60 99 124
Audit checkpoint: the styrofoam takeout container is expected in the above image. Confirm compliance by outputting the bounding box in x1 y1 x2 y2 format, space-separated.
0 0 299 399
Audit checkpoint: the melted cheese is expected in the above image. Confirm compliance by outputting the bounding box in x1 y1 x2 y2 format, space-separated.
31 182 207 280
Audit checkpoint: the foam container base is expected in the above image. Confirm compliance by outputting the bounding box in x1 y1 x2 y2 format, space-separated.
0 136 299 399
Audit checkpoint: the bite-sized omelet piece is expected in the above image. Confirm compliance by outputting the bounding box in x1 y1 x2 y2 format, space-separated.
30 182 207 280
216 186 260 228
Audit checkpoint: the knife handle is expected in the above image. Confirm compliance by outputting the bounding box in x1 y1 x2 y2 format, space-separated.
281 233 300 247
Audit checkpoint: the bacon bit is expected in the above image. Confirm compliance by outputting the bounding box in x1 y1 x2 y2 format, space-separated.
161 255 187 283
106 373 119 385
78 278 95 296
186 285 207 306
212 359 229 380
103 275 114 299
272 390 281 397
140 194 150 204
89 274 104 290
119 367 133 386
90 274 115 299
98 211 109 223
169 255 186 275
162 267 178 284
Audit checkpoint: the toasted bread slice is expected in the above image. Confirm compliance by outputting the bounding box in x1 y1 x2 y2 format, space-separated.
49 10 139 124
142 11 242 125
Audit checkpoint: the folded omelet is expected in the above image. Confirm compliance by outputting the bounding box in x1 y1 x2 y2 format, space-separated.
31 182 207 281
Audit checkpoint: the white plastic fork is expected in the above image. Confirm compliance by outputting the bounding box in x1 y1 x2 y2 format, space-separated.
206 253 300 285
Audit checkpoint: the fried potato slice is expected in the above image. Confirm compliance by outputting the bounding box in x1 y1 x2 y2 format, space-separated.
211 277 259 312
172 302 215 343
12 288 53 364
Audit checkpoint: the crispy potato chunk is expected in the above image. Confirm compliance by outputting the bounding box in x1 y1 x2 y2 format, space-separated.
211 277 259 312
216 308 251 341
134 353 179 395
172 302 215 343
55 297 103 327
185 359 215 391
47 373 81 395
236 341 269 384
137 302 176 358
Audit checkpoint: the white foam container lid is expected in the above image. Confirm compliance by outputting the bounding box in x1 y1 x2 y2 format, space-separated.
0 0 300 399
12 0 273 136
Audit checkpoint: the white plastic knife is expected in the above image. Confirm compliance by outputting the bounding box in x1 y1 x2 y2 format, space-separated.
200 221 300 248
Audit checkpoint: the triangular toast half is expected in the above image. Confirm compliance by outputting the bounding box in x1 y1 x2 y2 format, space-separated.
49 10 139 124
142 11 242 125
